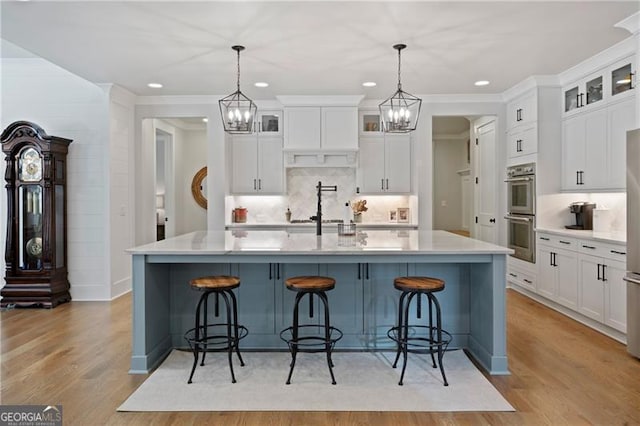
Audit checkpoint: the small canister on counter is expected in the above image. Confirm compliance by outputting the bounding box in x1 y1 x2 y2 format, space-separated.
233 207 248 223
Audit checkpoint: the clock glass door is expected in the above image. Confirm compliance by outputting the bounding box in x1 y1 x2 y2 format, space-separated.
19 185 43 270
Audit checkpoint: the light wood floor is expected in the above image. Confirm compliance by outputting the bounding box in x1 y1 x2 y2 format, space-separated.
2 289 640 425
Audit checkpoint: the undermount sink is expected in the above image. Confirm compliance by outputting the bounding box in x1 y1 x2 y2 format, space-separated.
290 219 344 224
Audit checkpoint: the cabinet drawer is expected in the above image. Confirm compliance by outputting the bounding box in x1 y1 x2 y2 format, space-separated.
577 239 627 260
507 268 536 292
537 233 578 251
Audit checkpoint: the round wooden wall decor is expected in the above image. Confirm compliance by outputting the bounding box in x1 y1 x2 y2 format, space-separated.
191 166 207 209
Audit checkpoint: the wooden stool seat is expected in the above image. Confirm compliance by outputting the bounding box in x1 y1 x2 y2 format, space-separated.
190 276 240 290
285 276 336 292
394 276 445 293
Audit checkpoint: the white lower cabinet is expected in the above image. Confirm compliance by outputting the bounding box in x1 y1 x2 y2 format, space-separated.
578 253 627 332
537 237 578 309
536 232 626 334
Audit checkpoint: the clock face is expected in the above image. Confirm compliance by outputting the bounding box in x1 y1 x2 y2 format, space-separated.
19 148 42 182
26 237 43 258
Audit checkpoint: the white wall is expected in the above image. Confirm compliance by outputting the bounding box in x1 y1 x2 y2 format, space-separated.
0 58 112 300
175 127 207 234
107 85 135 299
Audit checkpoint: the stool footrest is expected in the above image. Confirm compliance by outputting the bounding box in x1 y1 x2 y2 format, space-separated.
387 325 452 353
280 324 343 351
184 323 248 351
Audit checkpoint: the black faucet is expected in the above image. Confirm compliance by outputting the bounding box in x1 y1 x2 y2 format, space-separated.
309 181 337 236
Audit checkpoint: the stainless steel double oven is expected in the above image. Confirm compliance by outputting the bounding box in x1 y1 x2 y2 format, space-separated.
505 163 536 263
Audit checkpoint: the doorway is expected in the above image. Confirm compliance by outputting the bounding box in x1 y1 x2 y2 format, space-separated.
432 116 472 236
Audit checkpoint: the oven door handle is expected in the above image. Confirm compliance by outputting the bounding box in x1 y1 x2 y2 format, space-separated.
504 215 532 223
504 177 532 182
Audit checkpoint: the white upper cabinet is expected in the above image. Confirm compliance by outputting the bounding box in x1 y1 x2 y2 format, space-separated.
562 55 635 117
607 98 636 189
283 106 358 151
359 110 383 136
322 107 358 150
358 135 411 194
506 90 537 129
284 107 321 150
257 110 282 136
230 135 283 194
507 123 537 159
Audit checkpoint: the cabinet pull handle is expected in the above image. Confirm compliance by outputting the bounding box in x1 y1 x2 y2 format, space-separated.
358 263 361 280
269 263 273 280
582 245 596 250
523 279 532 284
580 171 584 185
381 179 384 190
366 263 369 280
386 179 389 190
509 273 517 278
602 264 607 282
559 240 571 245
597 263 602 281
258 179 262 190
540 236 550 241
516 139 522 152
550 252 554 266
277 263 281 280
253 179 257 190
576 171 580 185
611 250 626 255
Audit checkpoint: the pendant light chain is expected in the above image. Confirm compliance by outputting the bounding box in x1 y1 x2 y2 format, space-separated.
397 47 402 91
236 48 241 92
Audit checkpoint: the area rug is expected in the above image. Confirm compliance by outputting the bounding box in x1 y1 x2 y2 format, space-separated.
118 350 514 412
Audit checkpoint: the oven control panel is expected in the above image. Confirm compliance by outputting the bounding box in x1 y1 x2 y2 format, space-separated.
507 162 535 178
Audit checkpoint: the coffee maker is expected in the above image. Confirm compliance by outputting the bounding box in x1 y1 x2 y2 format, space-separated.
565 202 596 230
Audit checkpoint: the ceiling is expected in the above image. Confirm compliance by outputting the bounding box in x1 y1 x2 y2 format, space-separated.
1 1 638 100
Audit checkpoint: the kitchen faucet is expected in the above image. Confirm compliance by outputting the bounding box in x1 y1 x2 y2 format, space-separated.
310 181 337 236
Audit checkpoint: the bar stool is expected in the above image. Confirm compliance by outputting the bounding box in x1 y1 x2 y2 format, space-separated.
279 276 343 385
184 275 248 384
387 276 452 386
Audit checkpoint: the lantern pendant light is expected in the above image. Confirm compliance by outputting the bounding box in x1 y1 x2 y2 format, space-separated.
219 45 257 134
379 44 422 133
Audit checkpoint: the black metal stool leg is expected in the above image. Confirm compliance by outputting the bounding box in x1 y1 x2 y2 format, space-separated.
219 291 236 383
200 291 211 366
286 291 304 384
430 293 448 386
392 291 409 368
227 289 245 367
427 293 437 368
188 292 207 384
318 291 337 385
398 291 416 386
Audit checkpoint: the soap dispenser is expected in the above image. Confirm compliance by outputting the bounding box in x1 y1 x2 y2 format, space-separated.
285 207 292 223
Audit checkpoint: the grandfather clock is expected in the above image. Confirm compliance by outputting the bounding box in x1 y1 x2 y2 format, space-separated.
2 121 72 308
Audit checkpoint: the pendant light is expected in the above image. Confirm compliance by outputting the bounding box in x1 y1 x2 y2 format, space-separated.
219 45 257 134
379 44 422 133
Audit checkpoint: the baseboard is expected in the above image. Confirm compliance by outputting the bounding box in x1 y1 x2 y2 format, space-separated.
111 276 131 300
509 284 627 344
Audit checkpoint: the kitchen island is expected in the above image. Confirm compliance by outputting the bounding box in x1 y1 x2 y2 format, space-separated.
127 229 512 375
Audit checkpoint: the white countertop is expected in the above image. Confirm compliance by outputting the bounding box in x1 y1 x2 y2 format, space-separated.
225 222 417 229
535 227 626 245
127 230 513 256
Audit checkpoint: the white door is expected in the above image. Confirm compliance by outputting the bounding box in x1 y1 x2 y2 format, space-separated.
474 120 497 243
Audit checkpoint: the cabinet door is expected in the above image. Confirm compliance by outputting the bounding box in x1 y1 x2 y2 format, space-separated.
359 110 382 135
236 264 277 334
604 259 627 333
358 137 386 194
231 136 258 193
257 110 282 136
322 107 358 150
610 57 635 99
507 90 536 128
562 114 586 190
607 98 635 189
325 263 363 335
384 135 411 193
508 124 537 159
578 254 605 322
284 107 321 150
537 246 557 299
556 249 578 310
257 137 284 194
583 108 608 189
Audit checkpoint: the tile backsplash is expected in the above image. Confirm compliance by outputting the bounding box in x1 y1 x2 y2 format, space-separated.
227 167 415 224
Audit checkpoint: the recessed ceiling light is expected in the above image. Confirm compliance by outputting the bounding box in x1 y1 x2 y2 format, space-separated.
362 82 377 87
202 118 209 123
254 82 269 88
474 80 490 87
147 83 163 88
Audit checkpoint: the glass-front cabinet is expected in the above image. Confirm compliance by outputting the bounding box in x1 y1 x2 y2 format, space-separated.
1 121 72 308
359 110 383 136
610 58 635 98
257 110 282 136
563 69 605 115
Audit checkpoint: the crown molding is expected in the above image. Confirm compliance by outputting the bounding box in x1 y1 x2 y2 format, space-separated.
276 95 364 107
615 11 640 35
501 75 560 102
